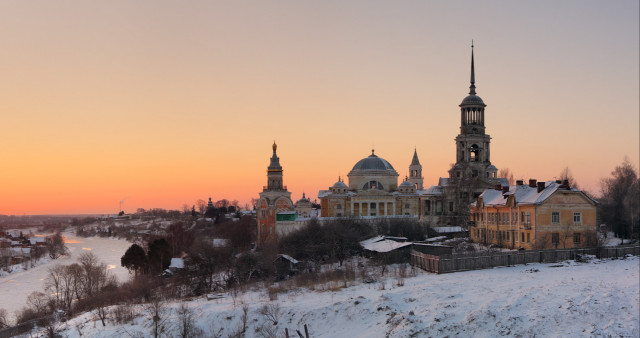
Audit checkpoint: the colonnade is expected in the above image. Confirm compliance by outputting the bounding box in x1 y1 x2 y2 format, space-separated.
350 201 396 217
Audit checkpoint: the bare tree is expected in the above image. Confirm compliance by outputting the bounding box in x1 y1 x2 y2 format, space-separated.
176 302 203 338
559 166 579 189
0 308 9 329
27 291 50 316
45 265 64 309
196 199 207 215
146 295 170 338
93 292 109 327
498 168 515 185
47 232 69 259
258 302 281 326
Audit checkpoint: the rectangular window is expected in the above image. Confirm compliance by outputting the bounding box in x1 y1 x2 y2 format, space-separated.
526 212 531 225
506 232 510 240
552 212 560 224
521 232 525 242
521 212 525 224
573 212 582 223
573 233 581 244
449 202 454 212
552 233 559 245
526 233 530 243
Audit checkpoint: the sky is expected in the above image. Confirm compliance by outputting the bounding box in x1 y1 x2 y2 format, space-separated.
0 1 638 215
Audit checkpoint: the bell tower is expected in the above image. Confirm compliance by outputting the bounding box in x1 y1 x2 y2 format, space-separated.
266 142 285 191
408 148 423 190
257 142 293 246
450 42 495 181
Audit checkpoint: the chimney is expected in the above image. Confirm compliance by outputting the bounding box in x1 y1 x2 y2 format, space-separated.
529 179 537 188
561 179 570 189
516 180 524 186
494 184 502 190
502 186 509 194
537 181 546 193
555 180 562 184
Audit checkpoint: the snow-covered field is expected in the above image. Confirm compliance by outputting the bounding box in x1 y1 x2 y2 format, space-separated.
52 255 639 338
0 234 132 315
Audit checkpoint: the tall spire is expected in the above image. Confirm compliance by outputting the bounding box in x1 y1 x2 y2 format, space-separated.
411 148 421 166
469 40 476 95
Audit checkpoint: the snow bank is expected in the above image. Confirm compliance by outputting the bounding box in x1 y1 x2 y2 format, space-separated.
50 256 638 338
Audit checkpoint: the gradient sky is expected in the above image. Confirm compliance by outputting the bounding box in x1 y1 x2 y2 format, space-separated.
0 1 638 215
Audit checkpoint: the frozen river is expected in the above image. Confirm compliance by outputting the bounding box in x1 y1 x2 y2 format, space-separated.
0 233 132 315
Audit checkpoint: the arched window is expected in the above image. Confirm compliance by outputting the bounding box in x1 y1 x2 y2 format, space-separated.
363 181 384 190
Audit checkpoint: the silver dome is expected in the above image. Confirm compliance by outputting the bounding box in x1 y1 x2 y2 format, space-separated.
351 154 395 171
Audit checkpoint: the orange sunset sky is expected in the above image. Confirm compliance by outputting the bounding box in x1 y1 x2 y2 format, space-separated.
1 1 638 215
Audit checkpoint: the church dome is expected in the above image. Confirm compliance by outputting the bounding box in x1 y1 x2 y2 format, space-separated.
399 180 413 188
332 181 348 189
296 194 312 207
460 94 485 106
350 150 396 172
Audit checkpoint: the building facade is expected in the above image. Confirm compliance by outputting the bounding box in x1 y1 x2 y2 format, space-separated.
318 45 505 226
318 150 422 218
469 179 598 249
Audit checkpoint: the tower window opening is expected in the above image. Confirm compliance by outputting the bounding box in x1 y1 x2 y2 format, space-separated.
470 144 479 161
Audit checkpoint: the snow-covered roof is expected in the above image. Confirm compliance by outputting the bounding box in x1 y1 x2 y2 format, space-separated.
422 236 448 242
212 238 230 248
422 185 444 196
478 181 594 207
360 236 413 253
278 211 297 215
10 247 31 255
275 254 299 264
433 226 465 233
168 258 184 269
29 237 46 245
496 178 509 187
318 190 331 198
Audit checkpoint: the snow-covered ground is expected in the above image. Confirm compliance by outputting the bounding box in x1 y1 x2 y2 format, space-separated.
51 255 639 338
0 234 132 315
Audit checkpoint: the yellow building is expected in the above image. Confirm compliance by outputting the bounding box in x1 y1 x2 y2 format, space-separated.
469 179 598 250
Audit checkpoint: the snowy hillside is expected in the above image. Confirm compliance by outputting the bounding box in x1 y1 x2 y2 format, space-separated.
46 256 639 337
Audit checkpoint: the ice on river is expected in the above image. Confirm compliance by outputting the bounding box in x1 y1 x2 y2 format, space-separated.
0 233 131 315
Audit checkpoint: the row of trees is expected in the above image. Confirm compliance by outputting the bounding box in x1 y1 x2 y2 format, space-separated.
121 239 173 275
12 252 115 326
278 218 425 266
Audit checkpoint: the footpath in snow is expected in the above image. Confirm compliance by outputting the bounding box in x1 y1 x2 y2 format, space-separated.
54 255 639 338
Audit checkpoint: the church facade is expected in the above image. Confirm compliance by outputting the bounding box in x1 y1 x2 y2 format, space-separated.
318 45 506 226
